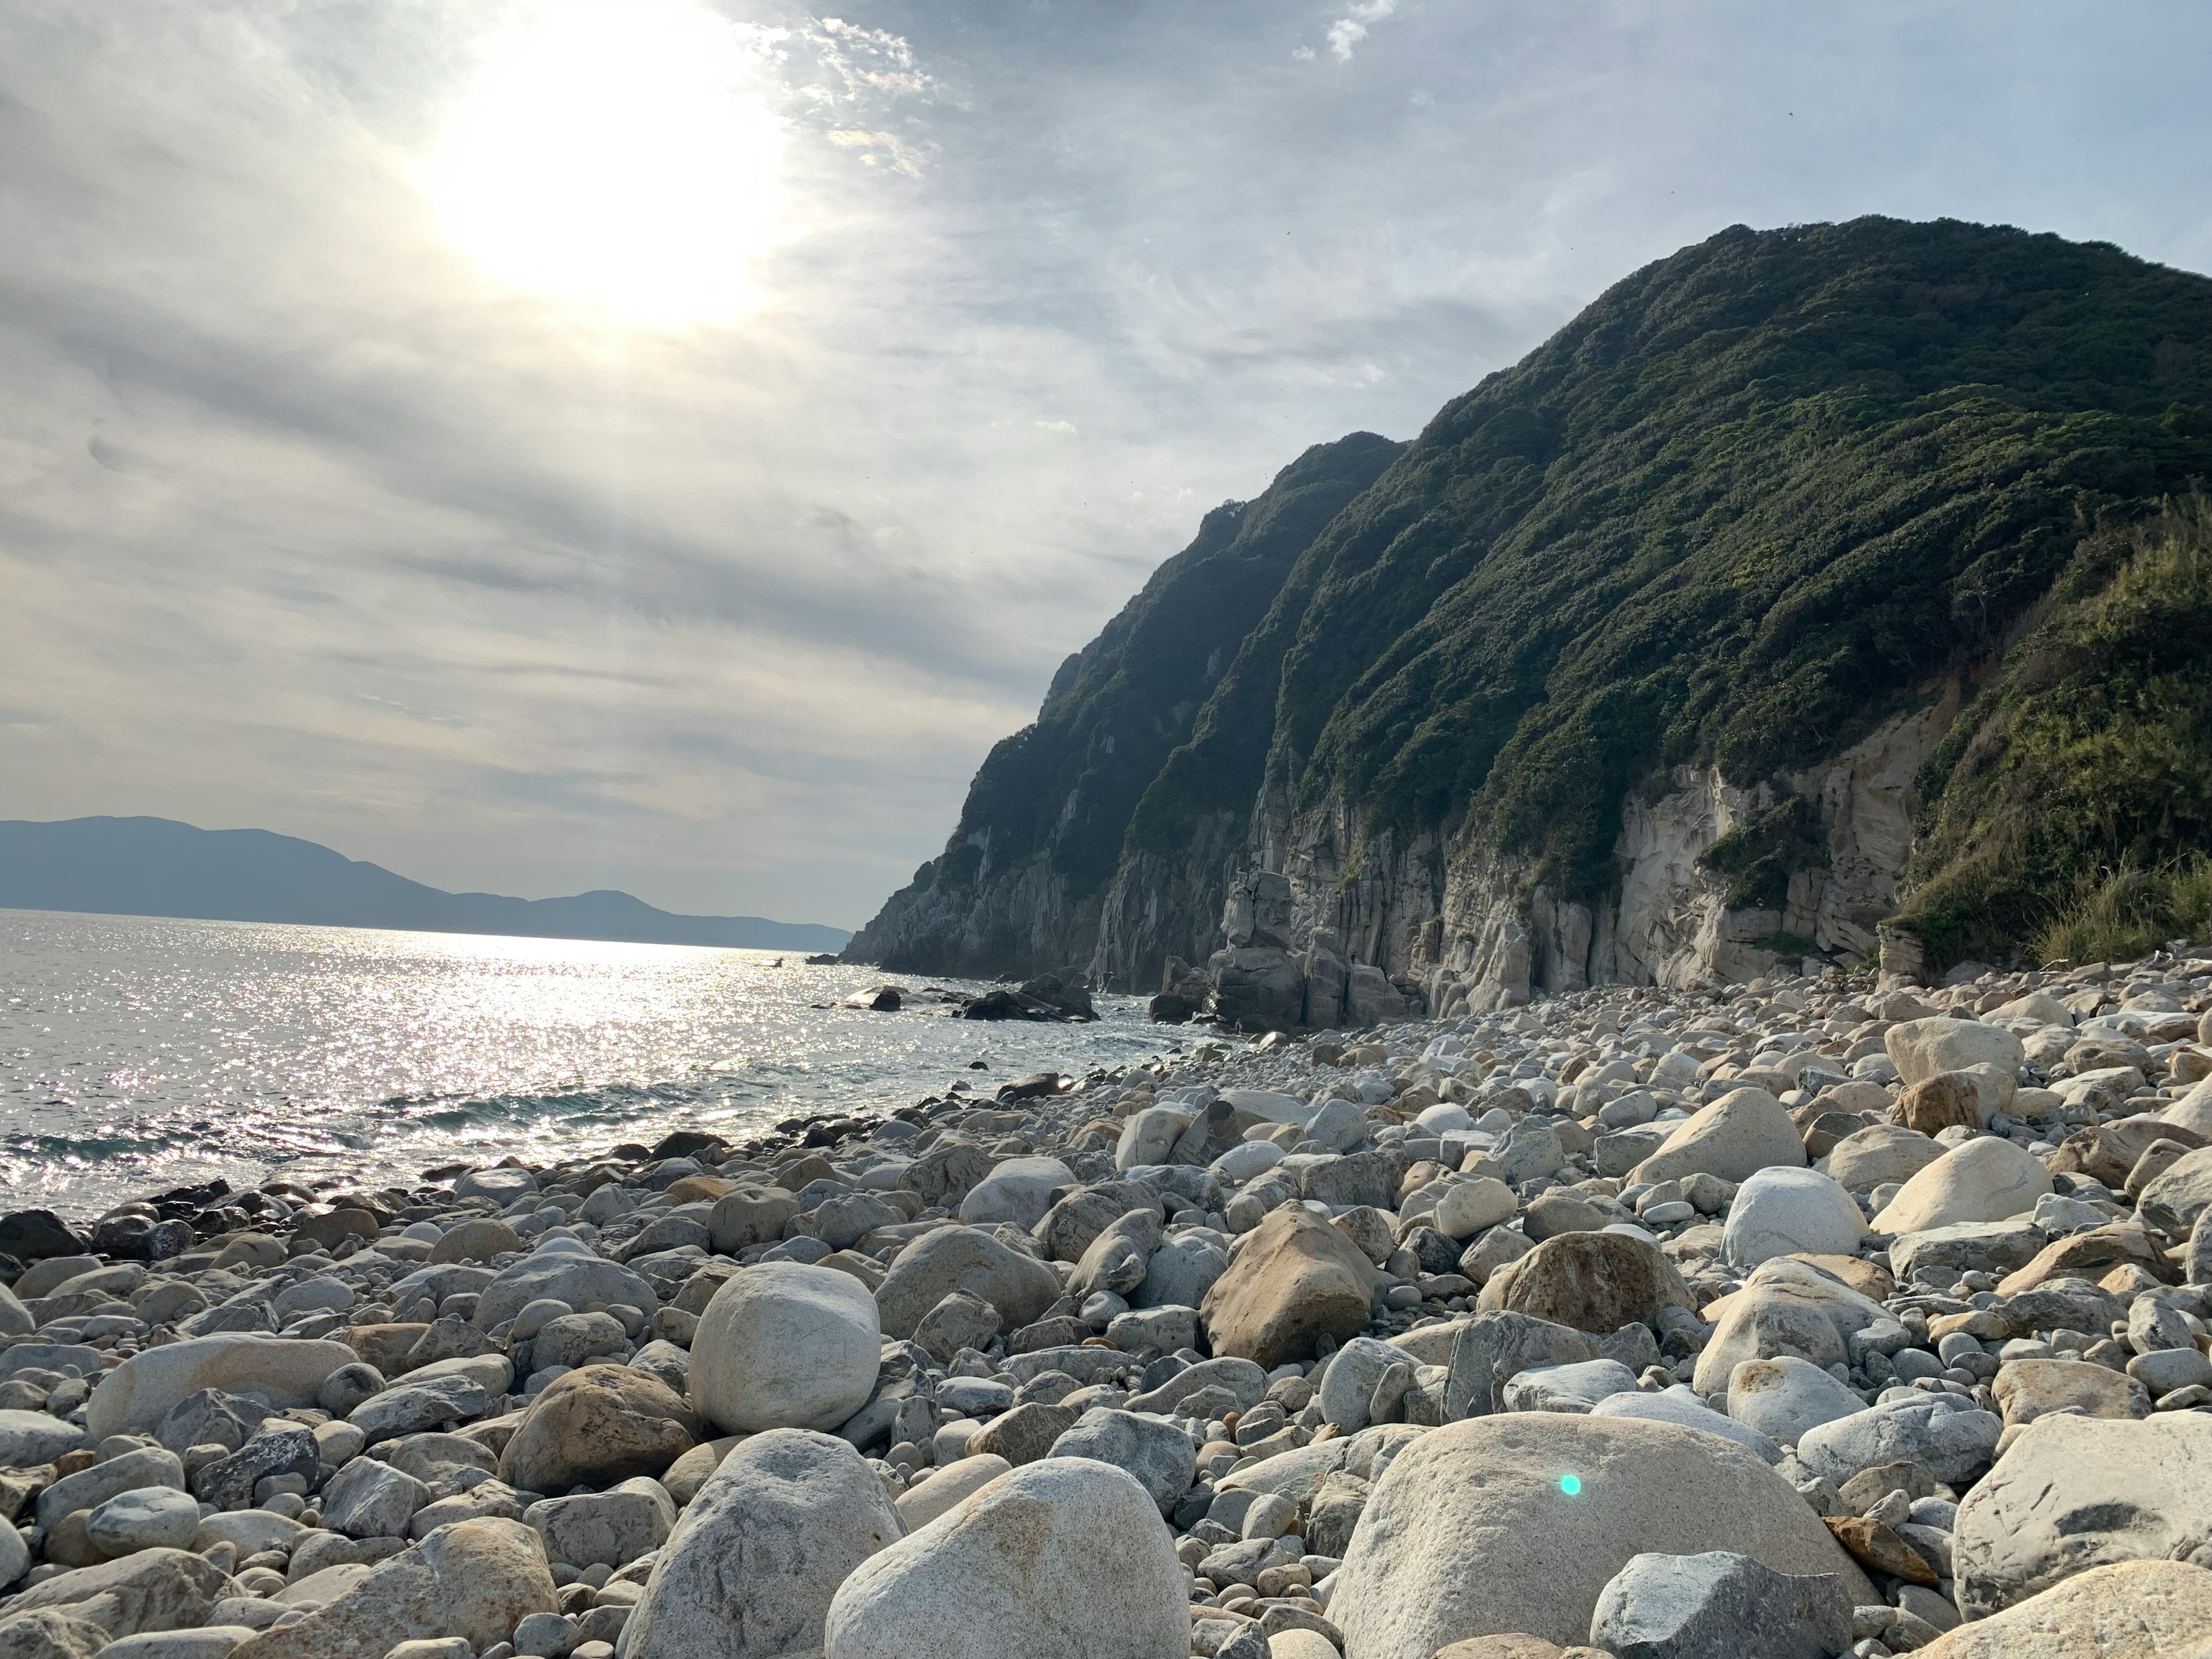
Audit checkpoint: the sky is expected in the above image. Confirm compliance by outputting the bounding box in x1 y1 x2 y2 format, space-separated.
3 1 2210 932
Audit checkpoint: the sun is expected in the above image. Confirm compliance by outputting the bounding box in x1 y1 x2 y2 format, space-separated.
425 0 787 327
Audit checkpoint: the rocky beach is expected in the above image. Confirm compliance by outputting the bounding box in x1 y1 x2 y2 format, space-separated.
4 946 2212 1658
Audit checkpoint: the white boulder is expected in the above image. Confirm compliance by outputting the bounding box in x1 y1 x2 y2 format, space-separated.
689 1264 881 1435
1872 1137 2052 1235
1722 1168 1865 1268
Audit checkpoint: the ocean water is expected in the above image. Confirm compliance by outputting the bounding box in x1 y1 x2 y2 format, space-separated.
0 908 1173 1221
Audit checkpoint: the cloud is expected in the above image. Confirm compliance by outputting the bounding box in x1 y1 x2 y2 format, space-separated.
2 0 2209 930
1327 0 1401 63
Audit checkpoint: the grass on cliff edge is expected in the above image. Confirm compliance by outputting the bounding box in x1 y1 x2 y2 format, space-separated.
1896 497 2212 968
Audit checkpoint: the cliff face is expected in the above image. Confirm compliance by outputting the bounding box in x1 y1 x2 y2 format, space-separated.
849 217 2212 1019
842 431 1404 978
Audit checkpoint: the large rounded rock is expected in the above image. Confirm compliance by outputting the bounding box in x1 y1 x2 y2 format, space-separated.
1046 1407 1198 1514
1328 1415 1872 1655
7 1550 232 1639
1627 1088 1805 1186
874 1226 1063 1340
1433 1178 1518 1240
85 1336 356 1440
822 1458 1187 1659
1822 1124 1945 1194
470 1249 657 1331
498 1368 703 1493
1872 1137 2052 1234
1952 1412 2212 1618
623 1429 903 1659
690 1264 881 1435
1722 1169 1865 1268
1919 1559 2212 1658
0 1408 88 1467
958 1158 1074 1231
2136 1144 2212 1237
84 1488 202 1556
1725 1356 1866 1448
426 1220 519 1264
1794 1393 2002 1491
226 1518 555 1659
1691 1258 1894 1395
1476 1231 1692 1335
1199 1207 1380 1368
1885 1017 2025 1085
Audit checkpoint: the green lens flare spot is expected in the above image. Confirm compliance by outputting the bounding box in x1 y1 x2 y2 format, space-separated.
1559 1474 1582 1496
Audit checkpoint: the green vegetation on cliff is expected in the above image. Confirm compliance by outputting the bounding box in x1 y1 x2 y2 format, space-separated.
855 217 2212 980
1896 498 2212 965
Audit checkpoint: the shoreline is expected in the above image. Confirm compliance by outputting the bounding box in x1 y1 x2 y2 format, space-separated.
2 943 2210 1655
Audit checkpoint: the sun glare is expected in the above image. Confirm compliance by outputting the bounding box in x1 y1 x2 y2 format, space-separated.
426 0 786 326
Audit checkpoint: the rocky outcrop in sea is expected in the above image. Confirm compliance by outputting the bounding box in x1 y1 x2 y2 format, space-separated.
4 944 2212 1657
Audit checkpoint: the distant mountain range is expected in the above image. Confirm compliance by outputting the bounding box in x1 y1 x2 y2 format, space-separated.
0 817 851 952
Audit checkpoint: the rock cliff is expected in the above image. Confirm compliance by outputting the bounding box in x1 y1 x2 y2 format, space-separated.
849 216 2212 1024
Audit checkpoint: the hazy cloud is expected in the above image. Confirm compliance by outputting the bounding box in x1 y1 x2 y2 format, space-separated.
2 0 2209 928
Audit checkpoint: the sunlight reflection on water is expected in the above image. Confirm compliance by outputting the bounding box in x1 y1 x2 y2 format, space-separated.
1 909 1174 1218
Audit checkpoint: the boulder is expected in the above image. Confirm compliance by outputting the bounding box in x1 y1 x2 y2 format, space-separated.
1068 1210 1163 1301
1588 1550 1854 1659
1794 1394 2003 1490
1433 1179 1518 1240
958 1158 1074 1230
1444 1313 1601 1420
1047 1408 1196 1513
1498 1359 1638 1414
1726 1357 1866 1447
1115 1108 1194 1170
1690 1272 1866 1395
1589 1385 1781 1464
874 1227 1063 1340
224 1518 555 1659
1478 1232 1692 1335
2135 1145 2212 1238
1133 1235 1228 1309
1823 1125 1945 1194
1885 1018 2025 1085
689 1264 881 1435
498 1368 703 1493
1917 1559 2212 1658
37 1447 187 1532
912 1290 1001 1366
622 1430 903 1659
1626 1088 1805 1187
0 1408 87 1467
84 1488 203 1556
1872 1137 2052 1235
1952 1412 2212 1618
8 1551 232 1639
894 1454 1012 1531
85 1337 356 1440
469 1253 656 1332
822 1459 1187 1659
0 1612 109 1659
1892 1218 2047 1284
1327 1415 1872 1654
1991 1358 2150 1427
1722 1169 1864 1268
706 1188 802 1254
425 1219 519 1264
1200 1207 1380 1368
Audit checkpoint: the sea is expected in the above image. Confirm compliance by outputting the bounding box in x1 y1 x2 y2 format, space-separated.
0 908 1176 1222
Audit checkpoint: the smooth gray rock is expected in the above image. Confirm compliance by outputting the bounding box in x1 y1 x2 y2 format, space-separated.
1499 1358 1639 1414
912 1290 1001 1366
1068 1210 1163 1301
1590 1385 1782 1465
1794 1394 2002 1490
524 1483 672 1570
0 1408 88 1467
83 1488 203 1556
319 1458 428 1539
621 1429 903 1659
347 1375 486 1446
37 1446 185 1532
874 1226 1063 1340
1726 1356 1868 1447
1589 1549 1853 1659
1952 1411 2212 1618
470 1254 656 1332
1318 1337 1408 1433
823 1458 1187 1659
1046 1407 1197 1513
1328 1415 1872 1654
958 1158 1075 1231
1444 1312 1601 1419
1132 1235 1229 1309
